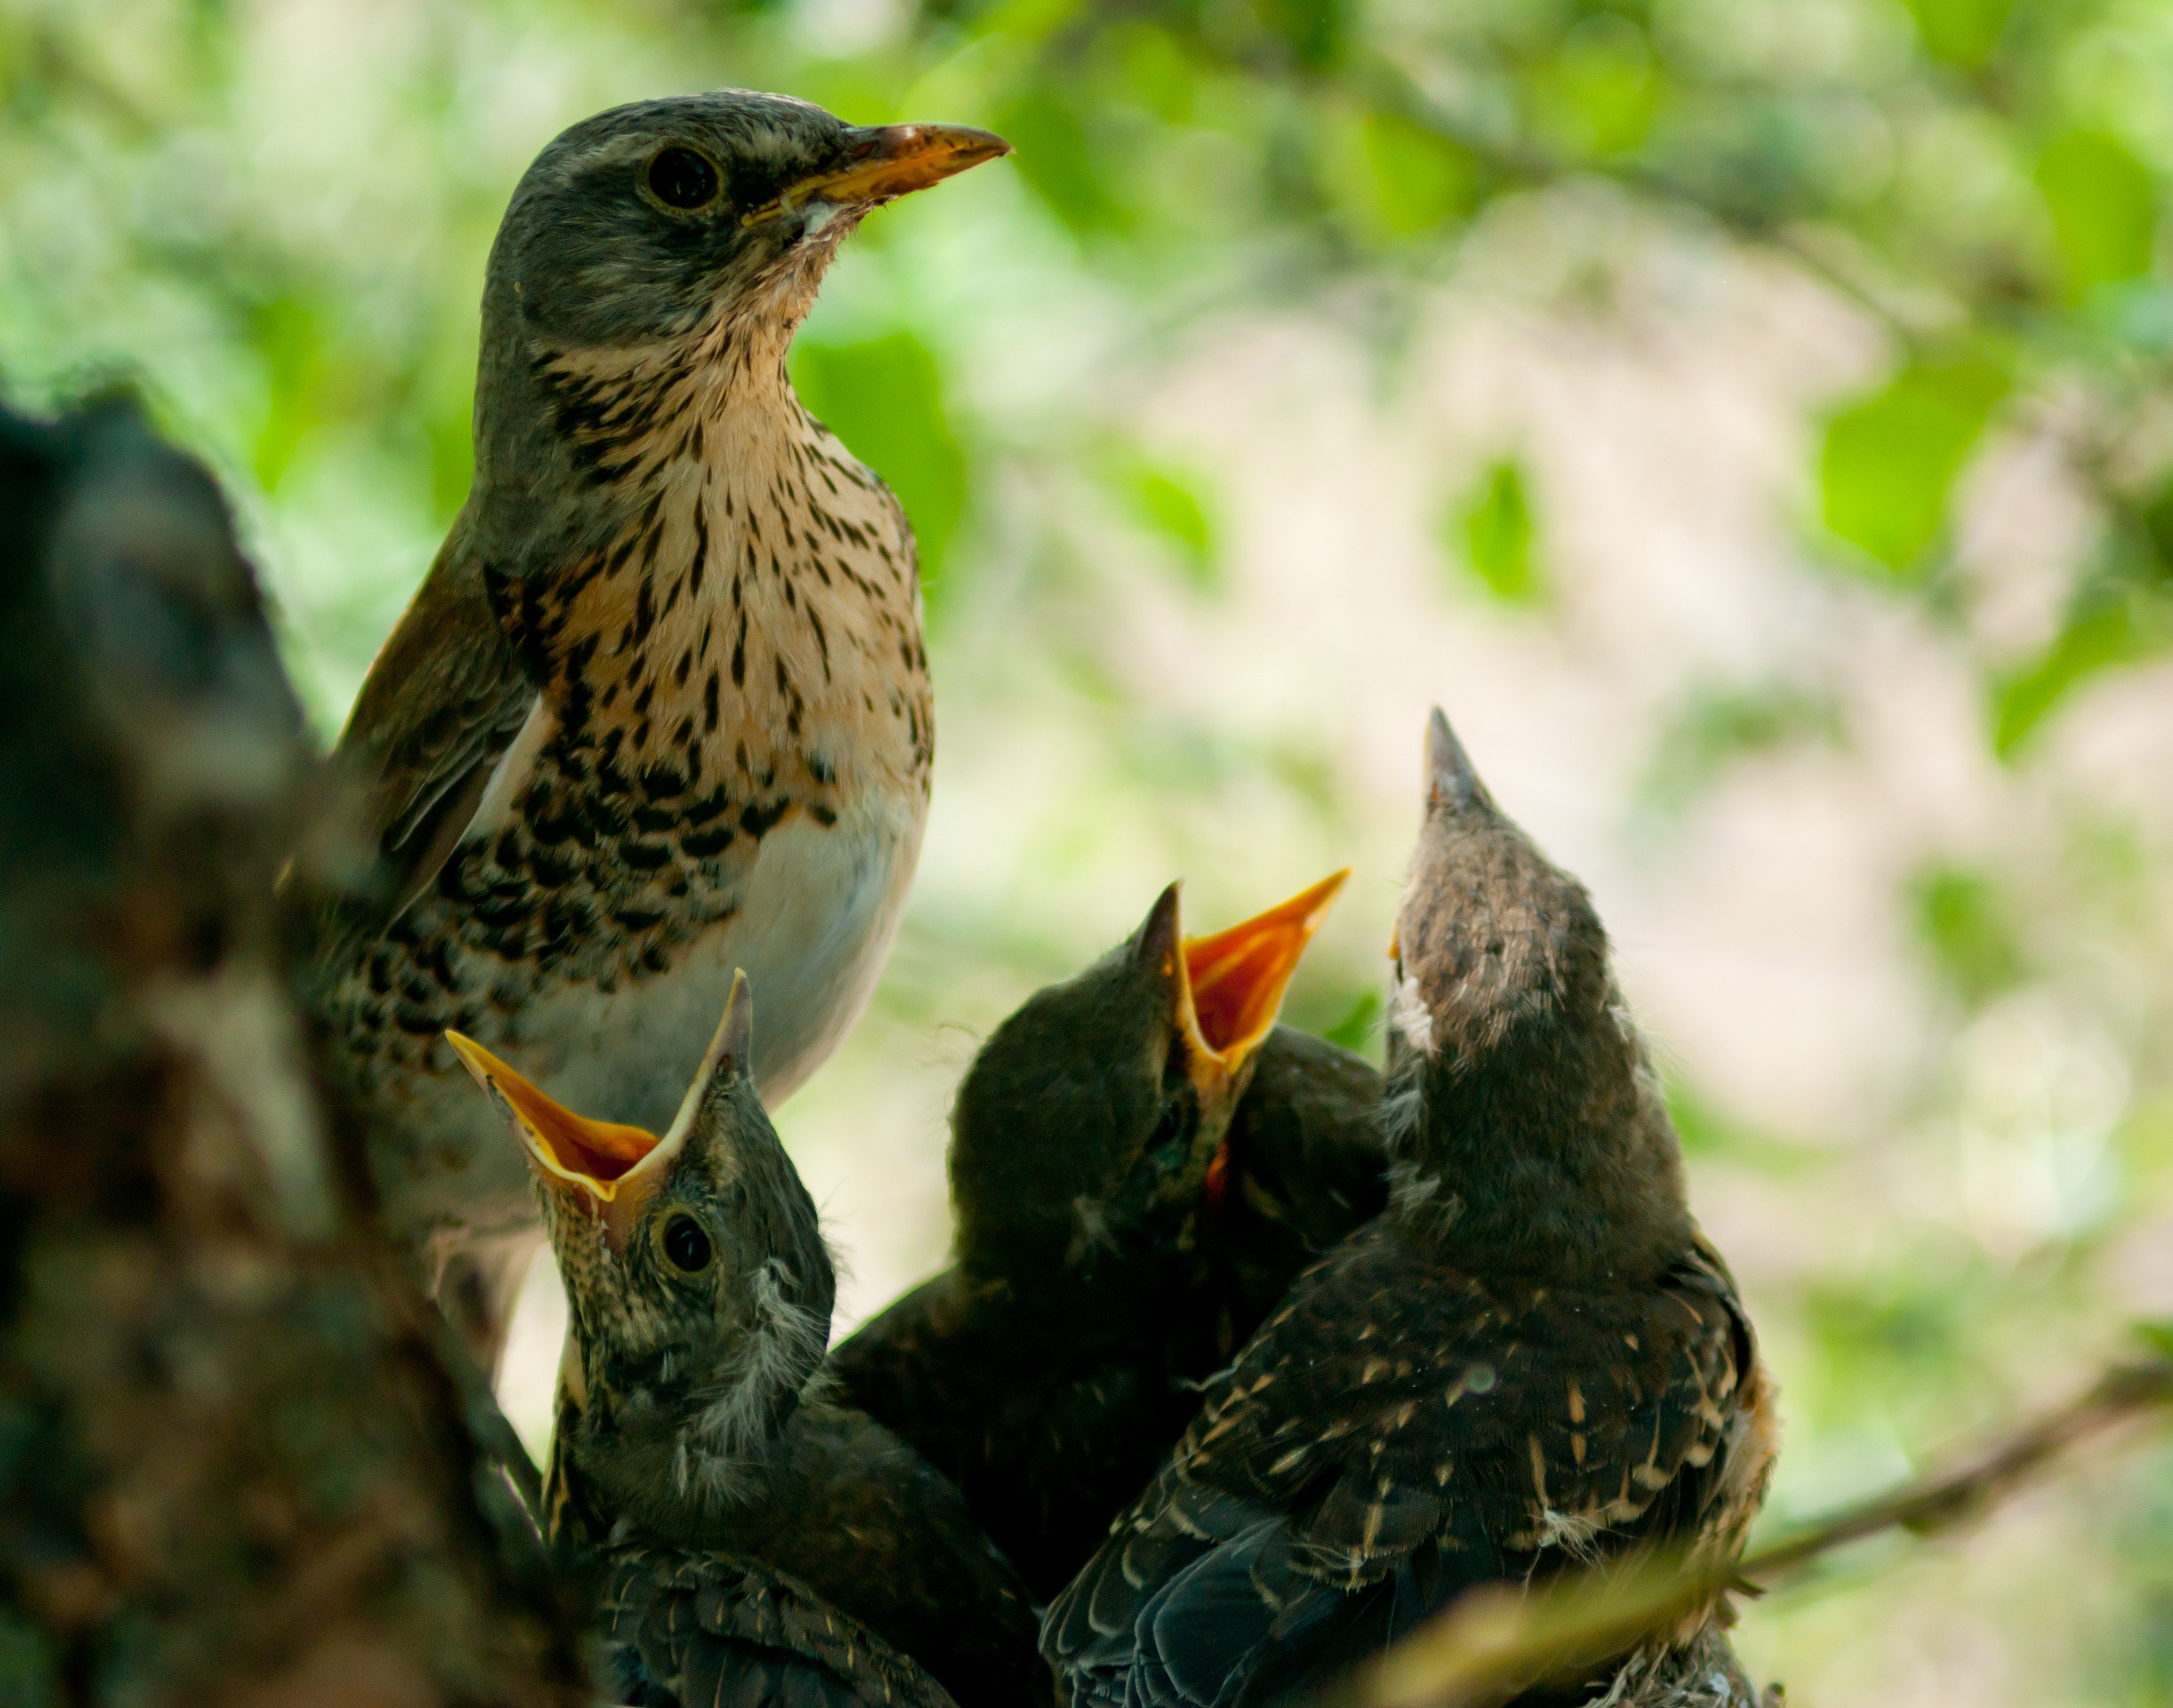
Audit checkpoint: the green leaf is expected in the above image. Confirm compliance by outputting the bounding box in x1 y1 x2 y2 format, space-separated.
2131 1319 2173 1361
1323 106 1474 242
1251 0 1349 72
789 331 968 617
1909 863 2025 1006
1108 22 1198 125
1449 458 1543 605
1991 590 2161 757
1111 456 1220 592
1322 990 1380 1053
1538 15 1660 159
2036 130 2159 302
248 292 328 494
993 85 1123 234
1902 0 2014 67
1664 1079 1747 1159
423 400 473 529
1819 353 2009 576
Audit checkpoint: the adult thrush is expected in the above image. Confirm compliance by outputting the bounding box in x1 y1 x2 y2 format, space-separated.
828 873 1385 1600
448 976 1046 1708
1042 710 1778 1705
297 92 1007 1358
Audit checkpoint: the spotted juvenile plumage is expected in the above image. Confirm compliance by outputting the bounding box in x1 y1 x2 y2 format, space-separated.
829 875 1386 1600
449 977 1047 1708
1042 710 1779 1706
598 1547 953 1708
295 92 1005 1354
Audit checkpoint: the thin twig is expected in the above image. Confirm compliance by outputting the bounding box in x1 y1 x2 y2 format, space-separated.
1741 1355 2173 1581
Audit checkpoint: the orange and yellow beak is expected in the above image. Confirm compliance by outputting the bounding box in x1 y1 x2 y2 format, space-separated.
446 973 753 1253
742 122 1010 226
1176 869 1348 1090
444 1032 666 1252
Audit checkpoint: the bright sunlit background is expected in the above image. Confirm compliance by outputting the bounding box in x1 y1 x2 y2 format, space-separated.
8 0 2173 1699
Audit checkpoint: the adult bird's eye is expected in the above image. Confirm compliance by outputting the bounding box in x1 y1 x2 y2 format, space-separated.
648 147 720 211
662 1213 713 1273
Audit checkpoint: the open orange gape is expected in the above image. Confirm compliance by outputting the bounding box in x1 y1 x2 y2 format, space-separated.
444 972 751 1250
441 875 1350 1244
1175 869 1349 1087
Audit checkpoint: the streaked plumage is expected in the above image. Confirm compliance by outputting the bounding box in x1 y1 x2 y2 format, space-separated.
829 875 1385 1600
1043 710 1778 1706
293 92 1006 1358
600 1549 952 1708
451 976 1046 1708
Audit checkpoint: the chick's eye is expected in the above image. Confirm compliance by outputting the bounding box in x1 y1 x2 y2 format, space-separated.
662 1213 713 1273
648 147 720 211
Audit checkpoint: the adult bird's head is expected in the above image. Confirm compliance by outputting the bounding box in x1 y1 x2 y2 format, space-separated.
471 90 1007 540
448 972 835 1539
949 872 1347 1284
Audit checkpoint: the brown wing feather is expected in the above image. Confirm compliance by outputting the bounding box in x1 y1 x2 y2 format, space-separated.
301 514 536 961
601 1544 960 1708
1189 1230 1747 1575
1044 1226 1768 1706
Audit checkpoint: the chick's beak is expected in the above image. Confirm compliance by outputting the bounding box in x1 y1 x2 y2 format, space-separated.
742 122 1011 226
444 1032 662 1249
1177 869 1349 1087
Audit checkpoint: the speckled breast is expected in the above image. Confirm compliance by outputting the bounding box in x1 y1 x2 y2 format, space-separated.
336 398 933 1248
338 737 924 1245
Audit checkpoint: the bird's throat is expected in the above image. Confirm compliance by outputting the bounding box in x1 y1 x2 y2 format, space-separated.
502 336 933 808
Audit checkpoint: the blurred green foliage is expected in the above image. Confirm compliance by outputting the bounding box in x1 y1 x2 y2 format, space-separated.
1638 684 1845 822
792 329 969 608
5 0 2173 1700
1904 0 2015 67
1116 455 1221 590
1994 585 2165 756
1452 456 1543 605
2037 129 2159 300
1321 989 1380 1054
1910 863 2027 1006
1820 353 2010 578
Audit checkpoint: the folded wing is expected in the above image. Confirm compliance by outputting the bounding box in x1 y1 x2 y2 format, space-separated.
1044 1230 1755 1708
602 1545 959 1708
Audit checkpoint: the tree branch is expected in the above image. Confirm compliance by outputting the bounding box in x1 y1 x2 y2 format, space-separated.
0 395 590 1706
1740 1353 2173 1580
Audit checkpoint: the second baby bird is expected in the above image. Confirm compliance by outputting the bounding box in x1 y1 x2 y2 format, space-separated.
450 976 1045 1707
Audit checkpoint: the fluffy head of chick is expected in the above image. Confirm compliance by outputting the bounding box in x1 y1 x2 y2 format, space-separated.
949 873 1344 1283
1383 708 1692 1278
451 973 833 1539
1387 707 1612 1074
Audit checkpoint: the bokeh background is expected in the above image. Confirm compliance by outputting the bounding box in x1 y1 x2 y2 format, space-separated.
6 0 2173 1698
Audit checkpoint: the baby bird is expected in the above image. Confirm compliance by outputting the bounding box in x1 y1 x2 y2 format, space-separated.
448 975 1046 1708
297 92 1007 1362
828 873 1384 1600
1043 710 1777 1705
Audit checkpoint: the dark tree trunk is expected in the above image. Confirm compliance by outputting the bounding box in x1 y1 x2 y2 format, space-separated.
0 398 592 1707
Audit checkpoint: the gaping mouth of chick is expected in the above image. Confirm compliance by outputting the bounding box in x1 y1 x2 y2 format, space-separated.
442 1033 678 1256
1177 869 1349 1085
445 974 753 1253
445 1033 658 1195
